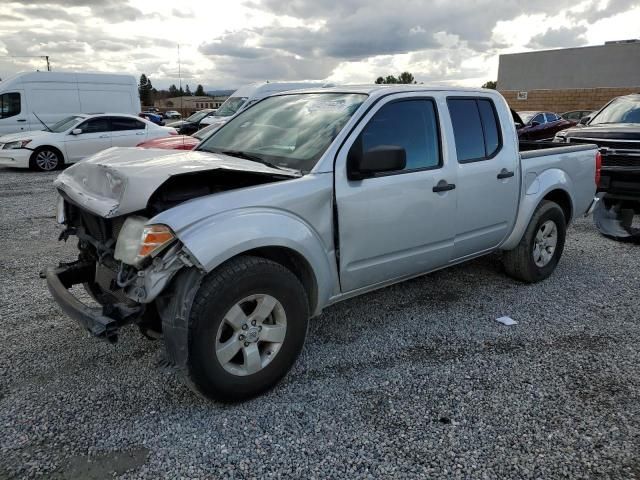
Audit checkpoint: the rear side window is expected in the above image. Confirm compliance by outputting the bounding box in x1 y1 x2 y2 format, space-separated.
447 98 502 163
111 117 145 131
532 113 545 125
360 99 441 171
0 92 21 119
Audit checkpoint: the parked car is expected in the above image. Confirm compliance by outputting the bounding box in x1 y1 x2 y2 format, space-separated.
0 113 176 171
199 81 329 130
143 107 161 114
45 86 598 401
139 112 165 126
163 110 181 120
137 123 219 150
554 93 640 239
561 110 594 122
0 71 140 135
516 111 576 141
167 109 217 135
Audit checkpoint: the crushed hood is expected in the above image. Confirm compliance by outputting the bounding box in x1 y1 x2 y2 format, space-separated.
0 130 52 143
54 147 300 218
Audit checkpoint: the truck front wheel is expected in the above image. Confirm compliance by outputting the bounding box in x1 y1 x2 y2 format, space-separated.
503 200 567 283
185 256 309 402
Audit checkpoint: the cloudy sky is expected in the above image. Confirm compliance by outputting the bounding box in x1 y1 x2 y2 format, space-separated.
1 0 639 90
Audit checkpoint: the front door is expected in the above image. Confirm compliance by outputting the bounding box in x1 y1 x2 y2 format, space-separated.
446 96 520 260
64 117 112 162
0 90 28 134
334 95 457 293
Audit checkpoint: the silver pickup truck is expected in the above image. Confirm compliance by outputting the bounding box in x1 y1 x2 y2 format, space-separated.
46 86 599 401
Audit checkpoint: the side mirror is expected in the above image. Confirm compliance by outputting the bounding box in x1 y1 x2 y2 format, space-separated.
530 121 540 127
578 116 591 125
347 143 406 180
71 128 82 135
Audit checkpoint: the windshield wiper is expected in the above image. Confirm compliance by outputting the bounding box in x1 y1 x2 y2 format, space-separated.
218 150 300 174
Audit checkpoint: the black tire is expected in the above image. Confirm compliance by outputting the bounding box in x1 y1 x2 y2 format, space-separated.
503 200 567 283
29 147 63 172
184 256 309 402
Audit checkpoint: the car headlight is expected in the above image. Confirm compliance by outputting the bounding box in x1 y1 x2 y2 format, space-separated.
114 216 176 266
2 139 31 149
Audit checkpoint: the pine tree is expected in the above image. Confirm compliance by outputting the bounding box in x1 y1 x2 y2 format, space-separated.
195 84 205 96
138 74 153 106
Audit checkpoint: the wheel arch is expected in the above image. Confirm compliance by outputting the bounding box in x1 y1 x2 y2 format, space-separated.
30 144 66 167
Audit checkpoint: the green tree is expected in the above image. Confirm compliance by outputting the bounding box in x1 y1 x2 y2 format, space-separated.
375 76 385 84
168 84 178 96
397 72 415 84
185 84 192 96
195 84 205 96
385 75 398 84
482 80 497 89
138 73 153 106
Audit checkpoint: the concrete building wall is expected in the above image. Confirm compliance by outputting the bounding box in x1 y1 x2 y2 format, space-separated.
497 42 640 90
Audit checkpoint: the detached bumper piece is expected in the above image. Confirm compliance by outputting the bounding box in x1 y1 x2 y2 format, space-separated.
43 261 142 343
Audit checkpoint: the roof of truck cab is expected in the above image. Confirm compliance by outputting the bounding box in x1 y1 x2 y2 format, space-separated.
272 84 502 97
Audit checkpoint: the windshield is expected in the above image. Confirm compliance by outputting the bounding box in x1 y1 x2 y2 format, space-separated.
518 112 536 124
50 116 84 132
589 97 640 125
185 110 212 123
215 97 248 117
198 93 367 173
193 123 220 140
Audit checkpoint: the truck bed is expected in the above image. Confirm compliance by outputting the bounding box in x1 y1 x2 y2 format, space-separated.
519 140 597 157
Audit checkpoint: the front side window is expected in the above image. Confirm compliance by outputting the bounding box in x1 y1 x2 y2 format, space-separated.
0 92 21 119
590 96 640 125
111 117 145 131
78 117 110 133
358 99 441 172
448 97 502 163
199 93 366 173
531 114 545 125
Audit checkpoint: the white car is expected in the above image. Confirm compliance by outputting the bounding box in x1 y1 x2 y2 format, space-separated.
0 113 177 171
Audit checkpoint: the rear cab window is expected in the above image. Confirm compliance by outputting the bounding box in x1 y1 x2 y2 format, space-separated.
447 97 502 163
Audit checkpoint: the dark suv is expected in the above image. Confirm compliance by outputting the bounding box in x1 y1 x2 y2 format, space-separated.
554 94 640 239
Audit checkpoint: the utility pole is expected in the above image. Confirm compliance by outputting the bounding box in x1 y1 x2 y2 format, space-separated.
45 56 50 71
178 44 183 116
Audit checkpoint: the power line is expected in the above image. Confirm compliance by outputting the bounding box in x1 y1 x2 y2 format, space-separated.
0 55 51 71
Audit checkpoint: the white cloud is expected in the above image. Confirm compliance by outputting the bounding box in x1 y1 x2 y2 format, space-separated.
0 0 638 89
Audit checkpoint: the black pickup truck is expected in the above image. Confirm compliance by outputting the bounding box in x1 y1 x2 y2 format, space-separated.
554 93 640 240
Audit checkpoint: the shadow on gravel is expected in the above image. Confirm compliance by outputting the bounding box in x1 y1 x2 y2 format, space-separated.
50 447 149 480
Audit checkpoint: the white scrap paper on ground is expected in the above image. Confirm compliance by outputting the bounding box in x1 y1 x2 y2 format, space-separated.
496 316 518 326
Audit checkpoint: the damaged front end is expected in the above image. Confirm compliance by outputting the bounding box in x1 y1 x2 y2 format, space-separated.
44 197 197 342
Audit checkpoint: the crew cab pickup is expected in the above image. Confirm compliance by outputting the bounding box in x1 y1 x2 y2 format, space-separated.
554 93 640 239
46 86 599 402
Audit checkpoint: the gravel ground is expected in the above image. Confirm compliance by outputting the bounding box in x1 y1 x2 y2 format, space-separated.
0 167 639 479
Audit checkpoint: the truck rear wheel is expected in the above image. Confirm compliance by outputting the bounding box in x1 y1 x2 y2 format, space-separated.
184 256 309 402
503 200 566 283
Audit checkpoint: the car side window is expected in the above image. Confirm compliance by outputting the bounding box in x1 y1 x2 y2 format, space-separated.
447 97 502 163
78 117 110 133
0 92 21 119
545 113 557 122
358 99 441 172
111 117 145 131
532 114 545 125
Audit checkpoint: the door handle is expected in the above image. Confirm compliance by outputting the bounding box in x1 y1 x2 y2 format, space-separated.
17 119 26 122
99 135 110 138
135 132 145 135
497 169 515 179
432 180 456 193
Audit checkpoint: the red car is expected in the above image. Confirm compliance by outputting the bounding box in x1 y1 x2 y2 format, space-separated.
137 123 219 150
516 111 576 141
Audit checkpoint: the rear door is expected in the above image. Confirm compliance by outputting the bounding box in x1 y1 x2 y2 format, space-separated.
109 116 147 146
446 96 519 260
64 116 112 162
334 94 457 292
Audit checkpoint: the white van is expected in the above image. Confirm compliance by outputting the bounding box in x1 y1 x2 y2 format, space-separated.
0 72 140 135
199 81 330 129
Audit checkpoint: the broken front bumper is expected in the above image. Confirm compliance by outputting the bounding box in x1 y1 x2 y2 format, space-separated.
43 261 142 342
